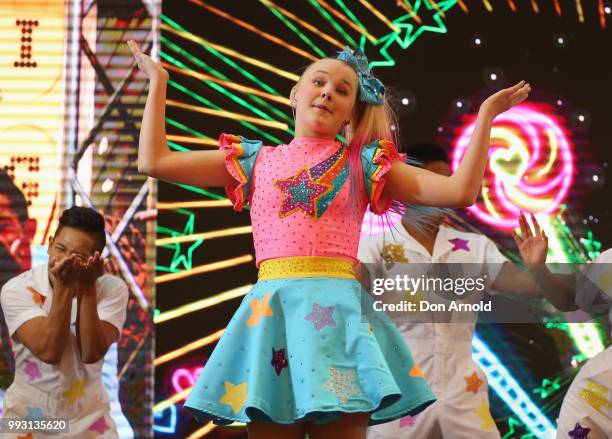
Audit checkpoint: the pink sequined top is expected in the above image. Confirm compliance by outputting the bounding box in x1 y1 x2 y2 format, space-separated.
220 134 406 267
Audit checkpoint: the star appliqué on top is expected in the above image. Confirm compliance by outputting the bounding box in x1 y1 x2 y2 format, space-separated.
275 168 331 219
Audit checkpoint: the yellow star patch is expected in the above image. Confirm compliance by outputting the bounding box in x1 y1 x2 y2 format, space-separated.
578 379 611 412
246 292 273 327
474 399 495 431
219 381 248 414
63 379 86 405
464 371 484 394
382 243 408 269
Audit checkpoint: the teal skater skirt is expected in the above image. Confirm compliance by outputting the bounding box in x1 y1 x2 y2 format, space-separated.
184 256 435 426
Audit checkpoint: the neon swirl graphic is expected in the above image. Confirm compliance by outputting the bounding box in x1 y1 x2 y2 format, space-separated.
452 104 575 229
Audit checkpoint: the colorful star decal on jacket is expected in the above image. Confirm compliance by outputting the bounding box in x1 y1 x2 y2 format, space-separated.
464 371 484 393
246 292 273 327
275 168 331 218
271 347 288 376
219 381 248 414
305 303 336 331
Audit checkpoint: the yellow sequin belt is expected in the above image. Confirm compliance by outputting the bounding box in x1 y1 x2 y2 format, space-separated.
258 256 356 280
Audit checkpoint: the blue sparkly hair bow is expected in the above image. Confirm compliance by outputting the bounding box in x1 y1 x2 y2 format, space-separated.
336 46 385 105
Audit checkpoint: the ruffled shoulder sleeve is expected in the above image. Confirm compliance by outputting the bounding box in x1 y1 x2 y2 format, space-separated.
361 139 407 215
219 133 264 211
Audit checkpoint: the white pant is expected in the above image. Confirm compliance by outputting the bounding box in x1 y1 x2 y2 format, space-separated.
1 380 118 439
368 351 500 439
556 346 612 439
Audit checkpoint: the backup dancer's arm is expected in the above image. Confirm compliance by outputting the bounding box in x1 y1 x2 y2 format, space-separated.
127 40 231 187
383 81 531 208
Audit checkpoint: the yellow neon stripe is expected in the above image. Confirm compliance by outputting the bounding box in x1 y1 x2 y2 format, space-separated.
260 0 346 49
155 284 252 324
163 63 290 106
157 200 233 209
166 99 289 130
314 0 379 43
506 184 553 211
155 254 254 283
153 387 192 413
157 225 253 246
165 135 218 146
426 0 446 18
530 0 540 13
161 23 300 81
395 0 423 24
481 184 501 218
187 422 217 438
359 0 401 32
187 0 318 62
481 0 493 12
154 329 224 366
575 0 584 23
536 129 558 177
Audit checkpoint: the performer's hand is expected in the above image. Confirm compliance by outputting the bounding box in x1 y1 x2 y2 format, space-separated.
512 212 548 266
127 39 168 82
78 251 105 287
480 80 531 119
49 254 82 289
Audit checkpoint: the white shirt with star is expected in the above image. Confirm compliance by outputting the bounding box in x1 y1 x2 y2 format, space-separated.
0 263 128 423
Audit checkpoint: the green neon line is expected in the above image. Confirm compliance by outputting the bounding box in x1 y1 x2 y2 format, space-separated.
167 79 283 144
167 141 190 152
162 52 277 125
155 265 180 273
162 37 293 126
308 0 357 47
166 117 209 138
264 4 326 58
161 16 281 96
334 0 370 46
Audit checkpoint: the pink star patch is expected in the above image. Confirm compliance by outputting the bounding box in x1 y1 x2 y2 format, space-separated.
275 168 330 218
24 359 42 382
449 238 470 252
88 416 110 435
399 414 418 427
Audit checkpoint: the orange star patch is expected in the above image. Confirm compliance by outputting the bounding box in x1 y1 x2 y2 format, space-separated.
246 292 273 327
409 363 424 378
464 371 484 394
27 286 45 305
